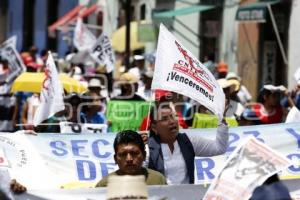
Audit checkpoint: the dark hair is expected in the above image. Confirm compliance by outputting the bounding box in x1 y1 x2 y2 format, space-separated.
114 130 146 156
257 88 280 104
149 97 173 137
80 91 103 113
64 93 81 106
150 96 173 123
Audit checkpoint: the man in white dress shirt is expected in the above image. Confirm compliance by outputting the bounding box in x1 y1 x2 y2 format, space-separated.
148 97 229 185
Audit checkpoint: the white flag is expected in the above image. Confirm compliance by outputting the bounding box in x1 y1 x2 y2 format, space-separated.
33 52 65 126
152 24 225 119
90 34 115 73
73 18 96 51
203 137 291 200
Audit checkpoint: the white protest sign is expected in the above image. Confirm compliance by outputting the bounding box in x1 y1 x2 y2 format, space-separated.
33 52 65 126
60 122 108 134
152 24 225 119
0 36 25 86
2 35 17 48
286 106 300 123
73 18 96 51
203 136 291 200
90 34 115 73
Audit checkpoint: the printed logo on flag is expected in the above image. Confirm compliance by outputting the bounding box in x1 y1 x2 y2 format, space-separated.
166 40 217 102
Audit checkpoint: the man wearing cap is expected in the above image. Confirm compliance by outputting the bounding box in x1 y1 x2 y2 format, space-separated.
112 72 145 101
88 78 108 98
254 85 285 124
128 55 145 80
226 72 252 105
217 78 244 118
136 70 153 101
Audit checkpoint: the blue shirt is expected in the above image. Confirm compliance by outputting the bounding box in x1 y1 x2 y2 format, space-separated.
80 112 107 124
281 92 300 109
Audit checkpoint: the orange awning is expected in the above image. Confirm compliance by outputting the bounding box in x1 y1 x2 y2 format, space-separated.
48 4 99 33
48 5 84 33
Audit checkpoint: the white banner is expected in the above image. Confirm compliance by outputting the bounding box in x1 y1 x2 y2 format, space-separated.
204 137 291 200
152 24 225 119
1 123 300 189
59 122 108 134
33 52 65 126
73 18 96 52
90 34 115 73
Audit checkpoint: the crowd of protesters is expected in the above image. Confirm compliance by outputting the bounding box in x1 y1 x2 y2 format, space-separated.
0 46 299 133
0 46 297 199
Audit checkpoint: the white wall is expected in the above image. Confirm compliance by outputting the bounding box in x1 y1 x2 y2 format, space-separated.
288 0 300 89
219 0 238 73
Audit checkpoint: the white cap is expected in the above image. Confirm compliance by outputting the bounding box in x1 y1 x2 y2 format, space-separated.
134 55 144 61
217 78 231 89
88 78 104 89
226 72 241 81
263 84 286 92
74 66 82 75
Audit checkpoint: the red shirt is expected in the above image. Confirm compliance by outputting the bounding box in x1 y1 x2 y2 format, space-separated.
252 103 283 124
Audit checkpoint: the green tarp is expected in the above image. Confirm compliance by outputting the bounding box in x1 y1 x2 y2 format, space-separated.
107 101 152 132
153 5 215 19
192 113 238 128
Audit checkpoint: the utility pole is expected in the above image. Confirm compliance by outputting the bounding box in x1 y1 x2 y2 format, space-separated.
125 0 131 70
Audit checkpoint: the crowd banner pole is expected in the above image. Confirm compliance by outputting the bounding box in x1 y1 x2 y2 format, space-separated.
267 4 288 65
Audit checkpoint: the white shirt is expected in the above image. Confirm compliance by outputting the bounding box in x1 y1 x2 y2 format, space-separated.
146 123 228 185
225 100 245 118
161 141 189 184
237 85 252 105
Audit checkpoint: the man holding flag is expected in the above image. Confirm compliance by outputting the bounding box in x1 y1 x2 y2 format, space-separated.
147 24 229 185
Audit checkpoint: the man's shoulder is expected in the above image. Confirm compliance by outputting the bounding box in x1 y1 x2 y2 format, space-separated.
95 171 117 187
146 168 167 185
147 168 163 176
